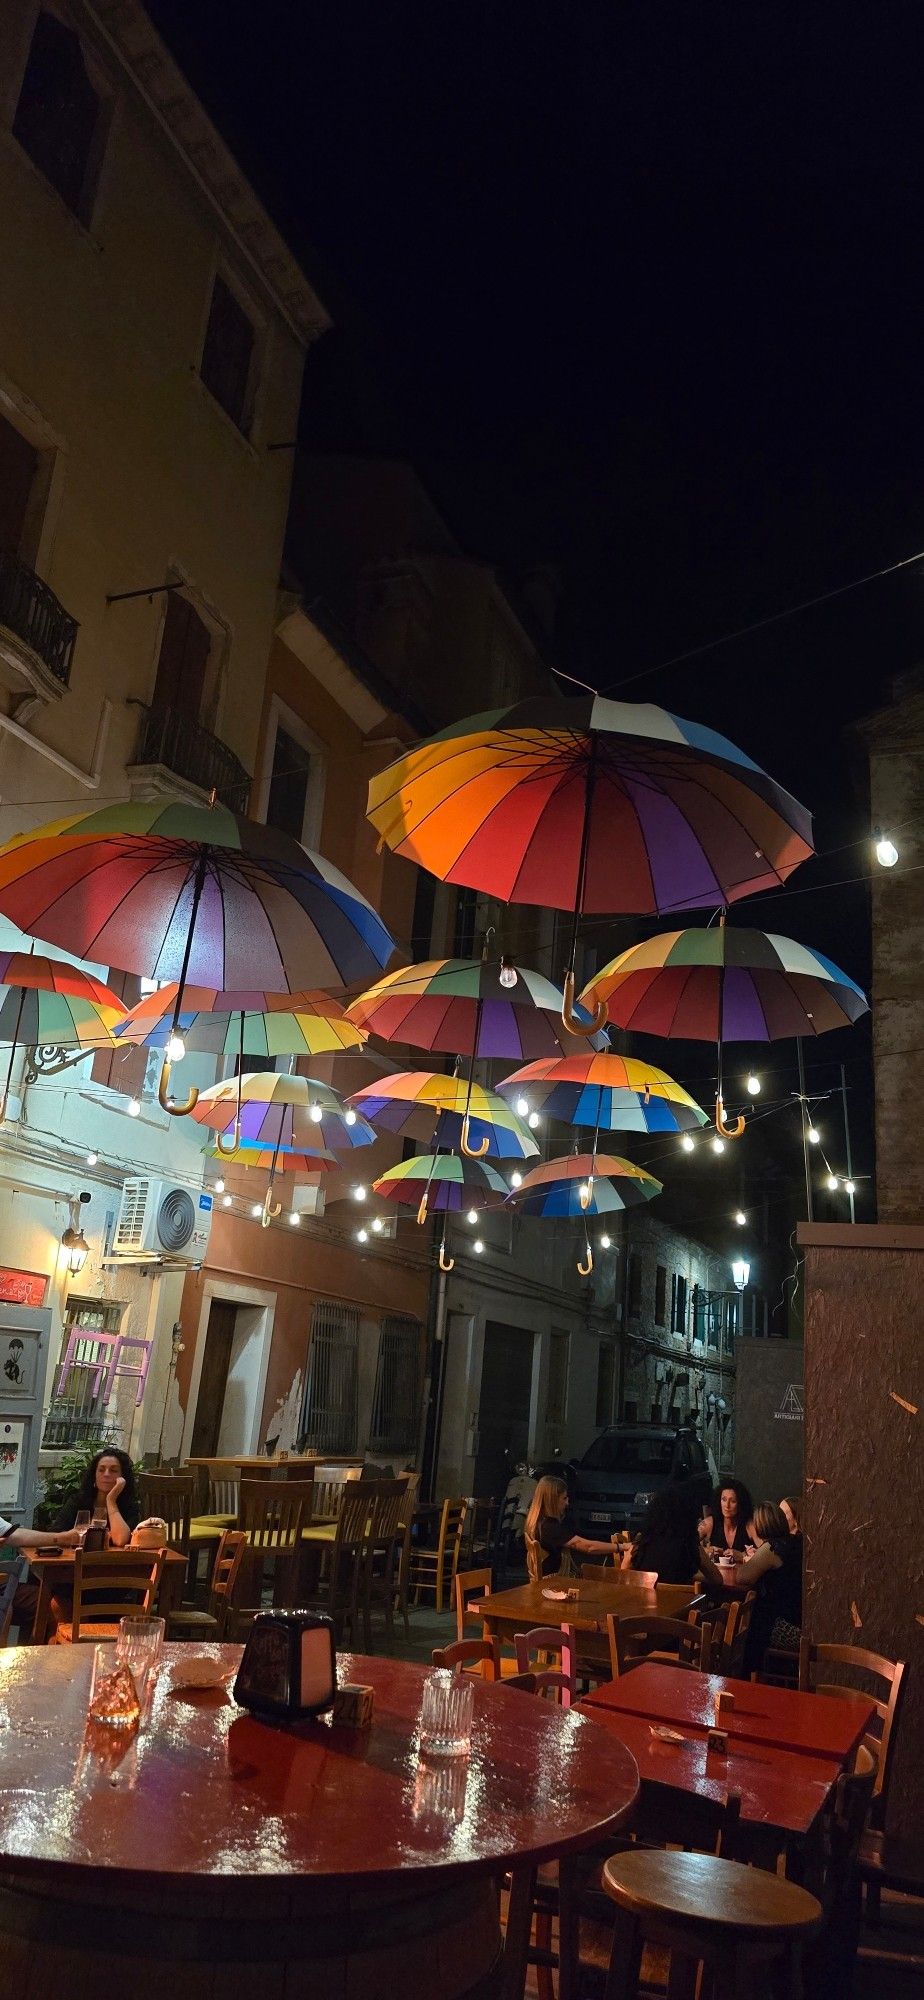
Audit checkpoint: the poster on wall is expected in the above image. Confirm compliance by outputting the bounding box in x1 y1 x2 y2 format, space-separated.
0 1420 25 1506
0 1327 37 1397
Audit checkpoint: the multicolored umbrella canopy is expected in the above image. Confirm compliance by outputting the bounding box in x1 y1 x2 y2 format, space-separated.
367 695 813 931
0 952 126 1118
496 1053 708 1134
372 1152 509 1216
191 1073 377 1154
205 1143 339 1175
580 928 869 1041
509 1153 663 1216
346 1071 539 1159
346 956 602 1058
115 984 366 1058
0 802 396 992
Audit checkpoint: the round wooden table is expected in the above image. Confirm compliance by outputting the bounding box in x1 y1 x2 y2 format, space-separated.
0 1645 638 1999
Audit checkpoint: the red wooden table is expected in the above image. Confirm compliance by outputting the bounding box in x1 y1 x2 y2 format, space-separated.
582 1661 874 1763
0 1644 639 2000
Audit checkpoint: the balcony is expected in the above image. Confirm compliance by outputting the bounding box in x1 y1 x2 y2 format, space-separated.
0 550 78 700
128 704 250 809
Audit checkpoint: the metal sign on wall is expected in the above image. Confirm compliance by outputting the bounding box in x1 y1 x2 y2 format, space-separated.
0 1268 48 1308
733 1336 804 1501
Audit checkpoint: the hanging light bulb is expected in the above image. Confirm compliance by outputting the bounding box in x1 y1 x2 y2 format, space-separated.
515 1096 529 1118
466 1208 478 1225
510 1171 523 1191
844 1178 856 1195
826 1174 839 1192
578 1182 590 1203
528 1110 540 1129
127 1097 141 1117
473 1238 484 1254
734 1209 746 1226
344 1107 357 1126
86 1151 98 1167
600 1233 612 1250
352 1185 366 1201
222 1193 233 1208
214 1177 225 1194
807 1126 820 1145
681 1133 695 1154
357 1227 369 1244
309 1102 324 1124
250 1203 262 1219
289 1210 301 1226
874 832 899 868
712 1136 726 1154
372 1216 384 1233
498 956 518 989
165 1030 186 1064
746 1073 761 1096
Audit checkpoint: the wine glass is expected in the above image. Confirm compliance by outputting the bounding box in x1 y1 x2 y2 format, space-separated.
74 1511 92 1546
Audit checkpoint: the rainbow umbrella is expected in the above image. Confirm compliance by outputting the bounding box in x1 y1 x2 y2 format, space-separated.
496 1052 708 1134
192 1073 376 1155
204 1138 339 1225
346 954 601 1058
509 1152 662 1275
580 923 868 1137
115 984 366 1060
346 1071 539 1160
0 952 126 1119
0 801 395 1114
368 694 813 1034
372 1152 509 1269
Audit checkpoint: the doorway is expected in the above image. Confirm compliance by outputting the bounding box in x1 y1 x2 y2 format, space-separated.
190 1300 236 1457
472 1321 535 1498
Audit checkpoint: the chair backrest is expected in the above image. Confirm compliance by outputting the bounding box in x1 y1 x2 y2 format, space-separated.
208 1529 248 1634
70 1549 165 1638
514 1623 576 1706
0 1557 24 1646
623 1568 659 1588
580 1559 614 1578
823 1745 878 1910
455 1567 493 1643
432 1636 501 1679
719 1592 756 1677
438 1497 469 1561
799 1640 907 1820
398 1470 420 1517
138 1472 193 1552
365 1478 407 1548
503 1671 538 1694
607 1612 710 1678
207 1460 242 1518
238 1481 305 1550
312 1467 362 1521
687 1598 733 1671
328 1483 376 1596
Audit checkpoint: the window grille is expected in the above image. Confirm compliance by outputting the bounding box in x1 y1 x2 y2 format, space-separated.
369 1317 424 1455
299 1302 358 1454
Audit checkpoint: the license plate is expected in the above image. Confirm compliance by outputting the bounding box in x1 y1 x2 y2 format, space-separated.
589 1511 612 1524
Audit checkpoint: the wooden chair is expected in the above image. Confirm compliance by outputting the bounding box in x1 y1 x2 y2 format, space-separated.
50 1549 165 1643
803 1745 878 1992
622 1567 658 1587
514 1624 576 1706
713 1592 756 1677
0 1557 24 1646
363 1478 407 1643
237 1480 307 1620
307 1483 375 1646
432 1636 501 1679
138 1472 193 1556
599 1843 822 2000
798 1639 907 1828
166 1530 248 1642
409 1497 469 1612
311 1466 362 1521
393 1475 420 1639
502 1671 538 1693
607 1611 713 1678
455 1566 493 1642
491 1492 519 1584
203 1460 241 1523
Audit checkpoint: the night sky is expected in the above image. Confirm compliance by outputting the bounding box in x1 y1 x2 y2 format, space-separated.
146 1 924 1218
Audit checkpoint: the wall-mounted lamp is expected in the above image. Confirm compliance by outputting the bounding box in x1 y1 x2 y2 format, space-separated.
61 1192 91 1275
731 1258 750 1293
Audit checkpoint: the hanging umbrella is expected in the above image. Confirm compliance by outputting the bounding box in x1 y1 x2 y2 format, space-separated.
508 1151 662 1275
204 1140 339 1223
346 953 602 1058
115 984 367 1059
367 694 813 1035
346 1071 539 1159
0 801 395 1114
580 922 869 1137
496 1052 708 1134
192 1073 377 1155
372 1152 509 1271
0 952 126 1119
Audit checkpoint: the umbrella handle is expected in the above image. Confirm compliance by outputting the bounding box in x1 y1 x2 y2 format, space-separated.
214 1118 242 1158
579 1173 594 1211
577 1244 594 1276
261 1187 282 1227
416 1190 429 1226
439 1237 455 1272
715 1094 746 1140
158 1058 199 1116
561 972 607 1038
460 1116 489 1159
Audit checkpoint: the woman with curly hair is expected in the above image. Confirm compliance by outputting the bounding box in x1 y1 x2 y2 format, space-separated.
52 1447 139 1547
707 1476 754 1560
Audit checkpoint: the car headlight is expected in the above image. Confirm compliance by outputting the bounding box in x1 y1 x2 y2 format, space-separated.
633 1490 654 1507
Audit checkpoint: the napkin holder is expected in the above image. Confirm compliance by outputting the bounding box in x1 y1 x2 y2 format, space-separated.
233 1610 336 1722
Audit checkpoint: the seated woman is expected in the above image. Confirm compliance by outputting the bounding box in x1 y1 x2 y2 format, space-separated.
708 1476 754 1559
737 1501 803 1673
780 1494 802 1535
628 1482 724 1589
51 1448 139 1546
524 1475 615 1580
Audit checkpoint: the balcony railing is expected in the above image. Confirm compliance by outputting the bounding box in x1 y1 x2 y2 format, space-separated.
0 549 78 688
133 704 250 808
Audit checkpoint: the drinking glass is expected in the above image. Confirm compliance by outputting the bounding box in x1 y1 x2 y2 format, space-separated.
74 1511 92 1544
116 1615 165 1696
419 1670 475 1757
87 1645 142 1730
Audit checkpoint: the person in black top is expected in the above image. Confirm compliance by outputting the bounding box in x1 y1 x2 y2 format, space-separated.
52 1448 139 1547
524 1476 614 1579
706 1477 754 1559
629 1481 725 1588
738 1501 803 1673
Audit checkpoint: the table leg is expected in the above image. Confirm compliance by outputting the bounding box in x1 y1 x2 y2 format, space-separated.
502 1865 537 2000
31 1572 52 1645
156 1562 184 1628
557 1852 580 2000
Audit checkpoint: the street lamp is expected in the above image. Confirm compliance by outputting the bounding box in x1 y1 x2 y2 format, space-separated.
731 1258 750 1293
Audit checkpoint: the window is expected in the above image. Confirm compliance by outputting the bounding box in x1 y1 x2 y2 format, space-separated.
370 1317 424 1455
672 1273 688 1337
14 12 106 220
546 1329 570 1429
626 1253 642 1319
0 412 39 557
152 593 213 720
200 273 257 432
299 1302 358 1454
266 725 313 841
654 1264 667 1326
595 1343 615 1427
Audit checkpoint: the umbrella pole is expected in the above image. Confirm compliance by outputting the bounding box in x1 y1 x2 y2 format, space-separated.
580 1113 601 1210
562 738 607 1038
0 986 27 1121
416 1148 441 1225
714 915 745 1139
460 999 489 1157
215 1012 245 1157
159 855 208 1116
262 1131 283 1227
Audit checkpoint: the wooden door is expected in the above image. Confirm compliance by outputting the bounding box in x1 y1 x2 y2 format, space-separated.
152 593 211 718
472 1322 534 1499
190 1302 237 1458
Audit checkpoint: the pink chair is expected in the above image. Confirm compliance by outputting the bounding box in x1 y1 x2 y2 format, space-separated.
103 1334 153 1406
55 1328 120 1400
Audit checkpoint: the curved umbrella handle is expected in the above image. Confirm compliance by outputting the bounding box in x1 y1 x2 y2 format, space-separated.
158 1058 199 1117
416 1190 430 1226
577 1243 594 1276
715 1094 746 1140
214 1118 243 1158
579 1173 594 1212
261 1186 282 1228
460 1115 489 1159
438 1237 455 1272
561 971 607 1038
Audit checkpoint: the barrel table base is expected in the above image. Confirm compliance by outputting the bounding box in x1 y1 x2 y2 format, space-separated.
0 1869 503 2000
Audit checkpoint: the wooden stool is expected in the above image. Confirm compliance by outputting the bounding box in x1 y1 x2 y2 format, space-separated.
600 1849 823 2000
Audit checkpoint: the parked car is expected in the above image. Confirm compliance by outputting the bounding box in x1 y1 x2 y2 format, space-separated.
564 1425 709 1538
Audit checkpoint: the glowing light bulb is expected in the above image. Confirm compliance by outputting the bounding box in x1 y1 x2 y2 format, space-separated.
250 1203 262 1218
352 1185 366 1201
499 958 518 989
807 1127 820 1145
734 1209 746 1226
344 1107 357 1125
528 1110 540 1129
222 1193 233 1208
127 1097 141 1117
844 1178 856 1195
166 1030 186 1064
600 1233 611 1250
515 1096 529 1118
875 834 899 868
826 1174 839 1192
578 1183 590 1202
357 1227 368 1243
510 1170 523 1189
289 1210 301 1225
746 1073 760 1096
86 1151 98 1167
681 1133 695 1154
214 1177 225 1194
473 1238 484 1254
467 1208 478 1225
712 1136 726 1155
372 1216 384 1233
309 1102 324 1123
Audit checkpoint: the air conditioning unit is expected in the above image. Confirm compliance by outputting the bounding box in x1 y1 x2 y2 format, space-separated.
112 1177 213 1264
